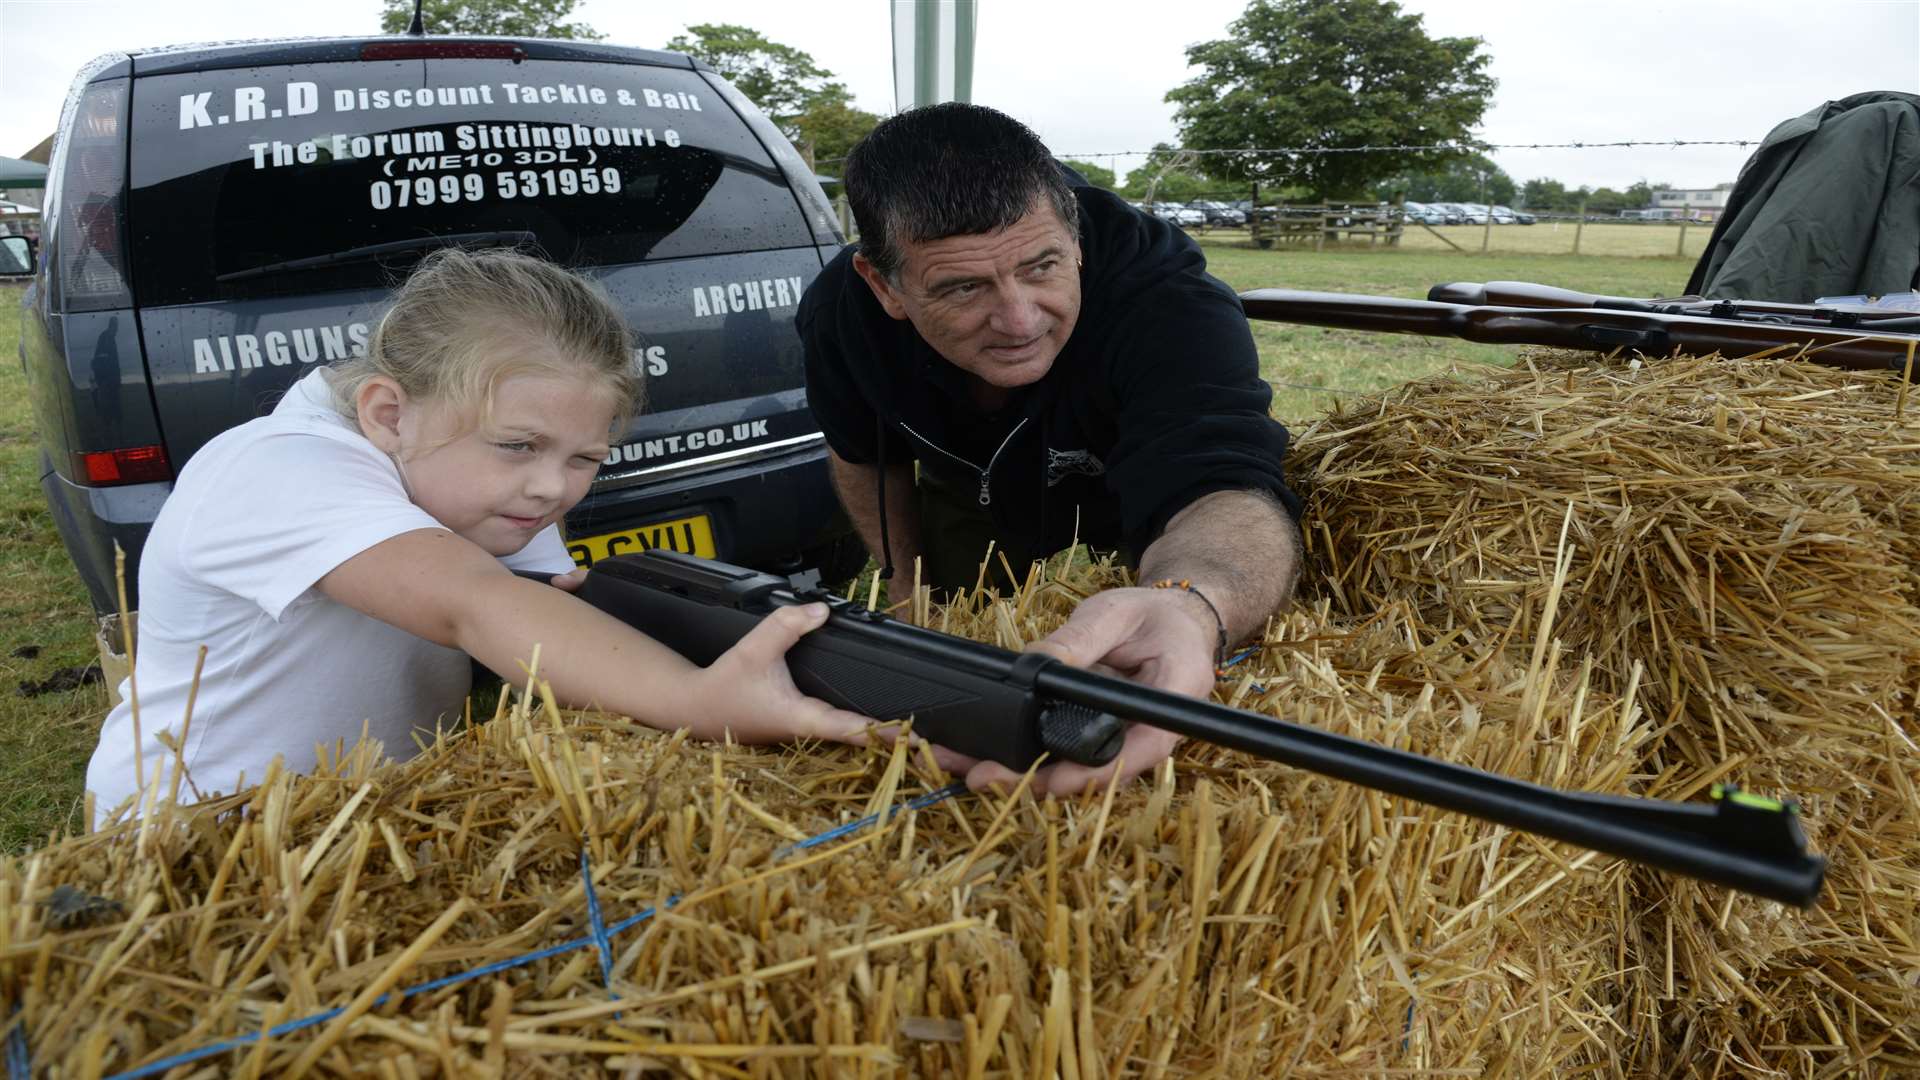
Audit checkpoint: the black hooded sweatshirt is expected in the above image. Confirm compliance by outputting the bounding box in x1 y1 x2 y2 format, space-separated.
798 185 1301 564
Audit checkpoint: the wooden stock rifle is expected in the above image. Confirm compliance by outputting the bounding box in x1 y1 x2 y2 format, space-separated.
1428 280 1920 331
1239 287 1920 374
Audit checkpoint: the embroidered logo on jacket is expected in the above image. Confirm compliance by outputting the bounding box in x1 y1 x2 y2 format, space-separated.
1046 447 1106 487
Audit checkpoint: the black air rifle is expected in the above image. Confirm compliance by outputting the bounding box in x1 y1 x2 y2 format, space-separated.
575 550 1828 907
1238 288 1920 374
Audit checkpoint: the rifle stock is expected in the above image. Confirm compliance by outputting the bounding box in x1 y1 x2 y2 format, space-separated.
1240 289 1920 373
575 549 1828 907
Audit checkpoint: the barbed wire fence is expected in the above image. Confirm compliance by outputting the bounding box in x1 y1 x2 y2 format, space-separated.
1064 139 1755 213
820 137 1758 258
817 135 1758 403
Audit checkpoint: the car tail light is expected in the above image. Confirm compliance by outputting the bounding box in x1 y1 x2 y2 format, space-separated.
72 446 171 486
360 42 526 61
54 79 131 311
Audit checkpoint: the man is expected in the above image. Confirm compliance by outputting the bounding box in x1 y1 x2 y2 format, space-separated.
798 103 1302 795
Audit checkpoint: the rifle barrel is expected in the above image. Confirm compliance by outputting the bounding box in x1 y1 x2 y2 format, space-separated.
1035 663 1827 906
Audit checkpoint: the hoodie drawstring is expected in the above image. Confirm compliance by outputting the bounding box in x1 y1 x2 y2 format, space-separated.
874 413 895 582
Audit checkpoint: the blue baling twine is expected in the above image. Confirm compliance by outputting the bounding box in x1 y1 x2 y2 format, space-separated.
774 781 969 859
579 847 620 1020
1218 646 1267 694
5 1003 29 1080
91 780 970 1080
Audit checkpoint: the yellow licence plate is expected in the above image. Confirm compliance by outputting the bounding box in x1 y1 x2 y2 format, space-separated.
567 513 716 568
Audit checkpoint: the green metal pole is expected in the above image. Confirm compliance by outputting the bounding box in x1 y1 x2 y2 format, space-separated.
953 1 976 103
914 1 940 111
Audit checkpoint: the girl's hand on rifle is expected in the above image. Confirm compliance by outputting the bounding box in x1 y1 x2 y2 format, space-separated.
687 602 875 747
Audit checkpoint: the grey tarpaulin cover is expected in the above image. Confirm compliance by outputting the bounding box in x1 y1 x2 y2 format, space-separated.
1686 91 1920 302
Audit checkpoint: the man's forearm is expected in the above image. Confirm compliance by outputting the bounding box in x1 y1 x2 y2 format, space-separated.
1137 489 1300 642
827 452 924 576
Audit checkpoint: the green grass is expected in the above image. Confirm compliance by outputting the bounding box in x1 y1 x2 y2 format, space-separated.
1194 239 1694 422
0 286 110 851
0 245 1698 852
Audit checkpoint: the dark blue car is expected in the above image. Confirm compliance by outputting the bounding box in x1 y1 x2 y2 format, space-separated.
17 34 863 618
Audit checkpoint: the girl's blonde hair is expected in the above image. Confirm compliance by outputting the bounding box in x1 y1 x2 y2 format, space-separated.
329 247 641 434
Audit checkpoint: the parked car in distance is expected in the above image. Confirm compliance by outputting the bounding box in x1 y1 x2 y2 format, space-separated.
1496 206 1536 224
0 235 32 275
22 33 863 619
1186 200 1246 226
1425 202 1467 224
1150 202 1207 227
1400 201 1447 225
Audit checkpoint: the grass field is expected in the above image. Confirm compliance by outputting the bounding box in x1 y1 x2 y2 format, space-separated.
0 285 109 852
1197 219 1716 261
1196 239 1693 421
0 245 1696 851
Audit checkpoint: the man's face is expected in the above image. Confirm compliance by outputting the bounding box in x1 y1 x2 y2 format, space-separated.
855 201 1082 391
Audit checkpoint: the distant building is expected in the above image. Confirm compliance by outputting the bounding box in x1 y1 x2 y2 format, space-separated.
1643 185 1733 222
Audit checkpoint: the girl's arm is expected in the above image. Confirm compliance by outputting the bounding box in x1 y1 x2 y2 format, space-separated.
317 528 871 746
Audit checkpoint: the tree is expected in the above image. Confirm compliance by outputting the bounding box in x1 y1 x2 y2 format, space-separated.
1117 145 1215 203
1373 152 1514 205
1520 177 1569 211
1166 0 1495 200
665 24 879 167
378 0 603 39
1062 159 1118 191
794 90 883 173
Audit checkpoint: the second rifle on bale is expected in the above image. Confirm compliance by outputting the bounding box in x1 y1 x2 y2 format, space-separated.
1239 283 1920 375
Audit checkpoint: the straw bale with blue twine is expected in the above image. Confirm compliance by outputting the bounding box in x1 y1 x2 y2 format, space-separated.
79 778 966 1080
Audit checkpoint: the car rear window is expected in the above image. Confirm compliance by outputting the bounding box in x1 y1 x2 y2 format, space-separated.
126 58 812 306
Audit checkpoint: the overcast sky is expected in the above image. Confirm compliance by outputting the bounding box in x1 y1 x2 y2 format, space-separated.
2 0 1916 191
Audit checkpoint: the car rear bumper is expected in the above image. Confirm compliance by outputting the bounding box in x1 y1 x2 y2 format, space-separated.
562 436 848 573
40 460 168 615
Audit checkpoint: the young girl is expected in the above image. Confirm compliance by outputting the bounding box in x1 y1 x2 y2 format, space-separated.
86 249 869 821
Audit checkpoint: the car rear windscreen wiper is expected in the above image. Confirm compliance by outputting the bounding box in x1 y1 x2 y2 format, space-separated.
214 231 538 283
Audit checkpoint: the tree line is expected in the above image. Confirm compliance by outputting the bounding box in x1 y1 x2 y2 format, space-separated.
379 0 1691 214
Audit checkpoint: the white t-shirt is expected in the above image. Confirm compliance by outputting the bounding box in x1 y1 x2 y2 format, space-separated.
85 369 574 821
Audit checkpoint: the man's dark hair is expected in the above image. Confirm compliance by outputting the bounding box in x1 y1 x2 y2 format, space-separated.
844 102 1079 282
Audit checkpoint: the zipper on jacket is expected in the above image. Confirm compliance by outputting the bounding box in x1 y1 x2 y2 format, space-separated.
895 417 1029 507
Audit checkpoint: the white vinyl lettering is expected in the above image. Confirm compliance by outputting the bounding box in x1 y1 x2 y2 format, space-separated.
689 277 807 318
188 323 370 379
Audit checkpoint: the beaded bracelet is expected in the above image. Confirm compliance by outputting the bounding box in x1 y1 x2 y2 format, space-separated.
1149 578 1229 668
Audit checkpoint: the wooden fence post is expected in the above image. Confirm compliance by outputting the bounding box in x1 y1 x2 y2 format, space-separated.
1572 200 1587 255
1478 173 1492 253
1676 207 1690 257
1250 181 1270 249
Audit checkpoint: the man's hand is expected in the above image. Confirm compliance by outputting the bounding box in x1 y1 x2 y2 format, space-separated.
547 566 590 592
934 586 1219 797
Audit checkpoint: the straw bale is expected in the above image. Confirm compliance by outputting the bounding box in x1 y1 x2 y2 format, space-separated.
4 558 1660 1077
1290 351 1920 1076
4 350 1913 1077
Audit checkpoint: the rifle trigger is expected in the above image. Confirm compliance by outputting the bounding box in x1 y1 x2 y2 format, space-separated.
1580 325 1666 352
